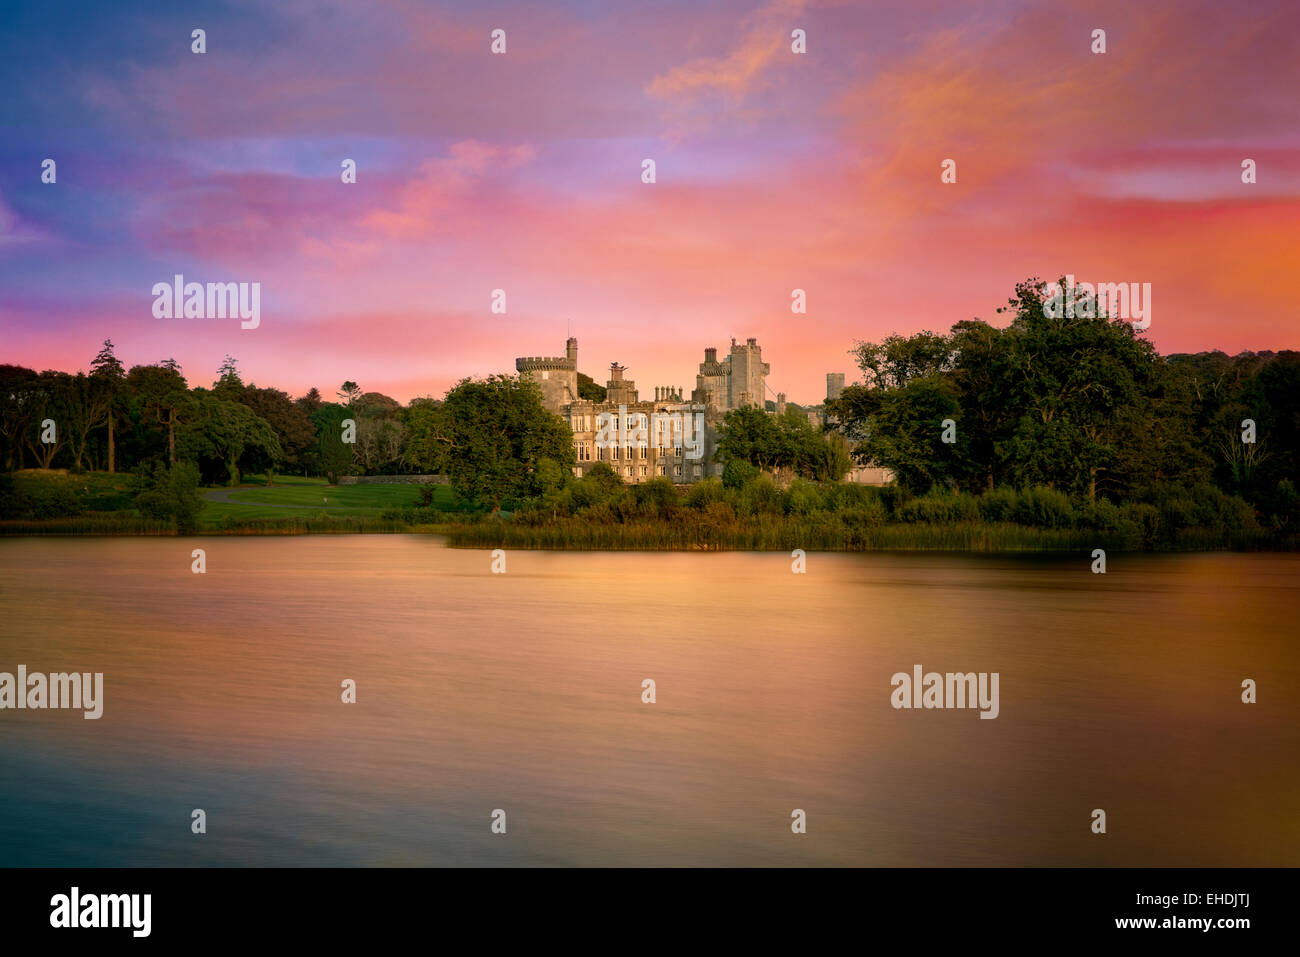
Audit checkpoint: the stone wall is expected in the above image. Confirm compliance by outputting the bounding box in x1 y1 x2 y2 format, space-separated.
337 474 448 485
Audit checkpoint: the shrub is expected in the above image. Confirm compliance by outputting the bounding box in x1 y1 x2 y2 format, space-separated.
699 499 736 526
1269 479 1299 533
1012 486 1075 528
840 498 887 529
896 491 980 524
1081 497 1123 531
978 487 1018 523
685 477 726 511
738 474 783 517
784 478 825 516
634 477 679 518
722 459 760 490
1120 502 1161 549
0 474 23 519
131 461 202 532
876 483 907 519
23 480 83 519
571 463 624 509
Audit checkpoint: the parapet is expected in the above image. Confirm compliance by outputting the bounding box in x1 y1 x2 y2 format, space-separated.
516 356 576 372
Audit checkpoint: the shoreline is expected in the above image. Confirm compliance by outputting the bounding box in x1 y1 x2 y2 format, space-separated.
1 519 1290 552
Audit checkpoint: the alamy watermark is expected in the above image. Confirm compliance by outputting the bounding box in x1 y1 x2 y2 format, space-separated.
890 664 999 719
595 404 705 460
1042 274 1151 330
0 665 103 719
152 274 260 329
50 887 150 937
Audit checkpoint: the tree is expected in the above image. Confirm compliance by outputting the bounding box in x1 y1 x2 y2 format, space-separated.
65 371 110 470
577 372 607 402
296 387 324 418
716 406 781 471
214 356 243 398
24 371 73 469
179 391 282 486
237 386 317 478
348 392 406 473
312 402 354 485
337 381 362 407
997 278 1158 500
832 278 1194 500
90 340 126 472
354 415 406 473
128 361 193 466
717 406 852 481
855 375 962 492
132 460 203 533
400 398 446 474
850 330 954 390
948 320 1015 491
0 364 40 471
414 374 574 511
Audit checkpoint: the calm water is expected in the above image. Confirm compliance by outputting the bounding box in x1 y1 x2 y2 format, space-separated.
0 538 1296 866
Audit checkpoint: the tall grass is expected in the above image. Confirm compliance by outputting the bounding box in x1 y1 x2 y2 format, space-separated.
0 516 174 536
0 514 433 536
445 517 1144 552
440 478 1284 552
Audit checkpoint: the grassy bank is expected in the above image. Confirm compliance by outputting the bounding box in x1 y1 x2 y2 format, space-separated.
435 473 1291 552
0 470 468 536
2 469 1292 551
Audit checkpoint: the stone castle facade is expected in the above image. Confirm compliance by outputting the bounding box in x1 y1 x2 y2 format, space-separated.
516 337 770 483
515 337 893 486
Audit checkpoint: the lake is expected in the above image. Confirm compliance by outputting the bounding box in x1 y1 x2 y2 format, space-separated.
1 537 1296 866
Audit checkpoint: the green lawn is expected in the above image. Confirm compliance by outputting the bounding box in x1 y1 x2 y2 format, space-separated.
224 481 423 508
199 476 468 525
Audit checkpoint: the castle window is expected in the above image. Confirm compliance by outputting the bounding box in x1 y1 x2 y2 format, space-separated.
674 466 682 477
541 370 549 380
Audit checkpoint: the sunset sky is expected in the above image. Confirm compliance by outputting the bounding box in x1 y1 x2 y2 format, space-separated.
1 0 1297 405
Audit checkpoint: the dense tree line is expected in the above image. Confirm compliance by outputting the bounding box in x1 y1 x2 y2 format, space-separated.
0 343 439 486
4 279 1297 537
0 344 575 517
716 405 853 481
825 278 1300 528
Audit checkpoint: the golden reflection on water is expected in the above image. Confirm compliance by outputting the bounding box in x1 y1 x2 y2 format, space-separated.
1 538 1296 866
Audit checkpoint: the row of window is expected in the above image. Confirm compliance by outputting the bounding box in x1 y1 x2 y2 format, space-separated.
569 464 705 479
574 442 683 461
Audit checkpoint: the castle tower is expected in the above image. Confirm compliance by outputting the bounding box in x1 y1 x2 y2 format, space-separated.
515 339 579 413
728 338 769 410
605 362 638 406
826 373 845 402
692 346 728 413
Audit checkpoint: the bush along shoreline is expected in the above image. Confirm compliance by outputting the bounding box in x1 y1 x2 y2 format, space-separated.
437 471 1290 552
2 466 1293 551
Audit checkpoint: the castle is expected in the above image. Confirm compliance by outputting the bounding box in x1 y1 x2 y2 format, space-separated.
515 336 893 486
516 337 769 483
